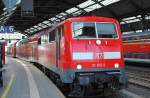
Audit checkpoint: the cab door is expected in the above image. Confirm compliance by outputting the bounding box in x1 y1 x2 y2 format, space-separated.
56 28 61 68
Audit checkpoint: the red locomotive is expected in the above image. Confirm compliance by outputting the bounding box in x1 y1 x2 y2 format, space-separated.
8 16 127 96
123 31 150 63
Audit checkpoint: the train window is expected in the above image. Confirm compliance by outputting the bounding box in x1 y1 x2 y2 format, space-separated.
127 52 132 58
134 53 138 58
60 26 64 38
134 36 138 40
38 38 41 45
96 23 118 38
123 38 126 41
124 53 126 57
133 36 138 42
140 35 146 41
139 53 145 59
148 35 150 41
72 22 96 38
148 53 150 59
58 27 61 38
128 37 132 41
41 34 48 45
49 30 56 42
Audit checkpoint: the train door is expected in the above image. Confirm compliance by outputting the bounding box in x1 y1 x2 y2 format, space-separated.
32 44 36 62
56 28 61 68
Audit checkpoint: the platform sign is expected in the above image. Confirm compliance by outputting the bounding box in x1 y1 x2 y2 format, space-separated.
0 26 14 33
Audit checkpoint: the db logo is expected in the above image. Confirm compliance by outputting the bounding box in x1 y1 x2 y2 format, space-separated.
95 53 103 59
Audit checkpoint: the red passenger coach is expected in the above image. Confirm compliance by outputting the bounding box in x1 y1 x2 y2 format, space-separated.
123 31 150 64
7 41 18 58
15 16 127 96
0 40 6 65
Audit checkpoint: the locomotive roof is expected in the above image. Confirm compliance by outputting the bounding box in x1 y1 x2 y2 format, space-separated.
66 16 118 23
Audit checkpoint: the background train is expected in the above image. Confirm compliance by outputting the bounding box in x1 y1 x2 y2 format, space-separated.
123 31 150 64
7 16 127 96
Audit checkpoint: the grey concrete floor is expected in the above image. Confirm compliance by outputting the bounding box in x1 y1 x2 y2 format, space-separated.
0 57 65 98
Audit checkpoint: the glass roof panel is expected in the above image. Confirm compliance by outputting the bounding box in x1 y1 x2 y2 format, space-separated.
84 4 102 12
61 17 66 20
59 12 67 16
66 7 79 14
41 25 48 28
38 23 43 27
50 17 57 21
56 15 63 18
32 29 37 32
120 21 125 24
33 25 38 28
37 27 42 30
72 10 83 16
137 15 141 18
30 27 34 30
78 0 95 8
47 23 52 26
43 20 50 24
101 0 120 6
125 19 140 23
122 16 136 21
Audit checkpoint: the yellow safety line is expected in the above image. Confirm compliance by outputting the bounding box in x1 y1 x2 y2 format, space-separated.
1 74 15 98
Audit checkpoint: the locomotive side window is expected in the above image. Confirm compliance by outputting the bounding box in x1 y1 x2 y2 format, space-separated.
60 26 64 38
96 23 117 38
72 22 96 38
41 34 49 45
49 30 56 42
38 38 41 45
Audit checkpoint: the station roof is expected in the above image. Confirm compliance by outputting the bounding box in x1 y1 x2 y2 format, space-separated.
1 0 150 36
0 0 4 18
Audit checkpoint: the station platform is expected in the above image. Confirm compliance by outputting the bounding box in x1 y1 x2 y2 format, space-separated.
0 57 65 98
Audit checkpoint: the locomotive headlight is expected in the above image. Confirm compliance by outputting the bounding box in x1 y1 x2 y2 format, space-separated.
77 64 82 69
96 40 101 45
114 63 119 68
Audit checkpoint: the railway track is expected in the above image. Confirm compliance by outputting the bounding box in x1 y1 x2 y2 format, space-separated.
126 66 150 89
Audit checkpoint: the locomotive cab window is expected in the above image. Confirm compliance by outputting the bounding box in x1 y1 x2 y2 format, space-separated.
72 22 96 38
96 23 118 38
72 22 118 39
